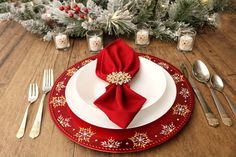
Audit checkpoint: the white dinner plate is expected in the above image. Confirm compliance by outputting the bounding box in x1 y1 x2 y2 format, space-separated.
65 58 177 129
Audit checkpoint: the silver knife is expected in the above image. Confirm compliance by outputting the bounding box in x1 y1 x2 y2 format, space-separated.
180 63 219 127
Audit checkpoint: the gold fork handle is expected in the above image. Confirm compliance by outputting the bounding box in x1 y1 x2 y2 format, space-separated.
16 103 31 138
29 93 46 139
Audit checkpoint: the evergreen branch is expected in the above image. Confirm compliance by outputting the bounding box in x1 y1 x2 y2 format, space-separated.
21 19 50 34
97 9 136 35
0 0 8 3
169 0 208 28
0 2 10 13
0 12 12 20
133 0 156 23
212 0 231 11
150 20 193 41
65 26 87 37
11 3 37 21
92 0 108 8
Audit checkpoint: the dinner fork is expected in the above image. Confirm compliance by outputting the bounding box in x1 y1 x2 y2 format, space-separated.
29 69 53 139
16 83 39 139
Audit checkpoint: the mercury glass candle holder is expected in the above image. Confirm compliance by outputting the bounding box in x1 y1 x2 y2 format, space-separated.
135 24 150 47
86 29 103 53
54 32 70 50
177 29 196 52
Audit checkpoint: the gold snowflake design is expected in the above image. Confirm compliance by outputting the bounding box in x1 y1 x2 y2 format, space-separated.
81 59 93 66
50 96 66 108
66 67 78 76
158 62 169 70
129 132 152 148
56 81 66 92
57 115 71 127
74 127 95 142
141 55 152 61
101 138 122 148
172 104 190 117
179 88 190 99
172 73 184 83
106 72 131 85
160 122 176 136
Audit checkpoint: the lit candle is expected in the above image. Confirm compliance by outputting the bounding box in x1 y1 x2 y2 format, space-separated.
178 35 194 51
54 33 70 50
89 35 103 52
136 29 150 46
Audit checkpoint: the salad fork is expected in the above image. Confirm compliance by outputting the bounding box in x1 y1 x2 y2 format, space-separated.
29 69 54 139
16 83 39 139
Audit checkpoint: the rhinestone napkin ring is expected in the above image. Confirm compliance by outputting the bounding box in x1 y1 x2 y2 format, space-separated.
106 72 131 85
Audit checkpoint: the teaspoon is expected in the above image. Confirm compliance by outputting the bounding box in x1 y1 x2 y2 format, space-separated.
192 60 232 126
210 74 236 116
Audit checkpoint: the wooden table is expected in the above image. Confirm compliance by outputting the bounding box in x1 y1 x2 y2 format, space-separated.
0 12 236 157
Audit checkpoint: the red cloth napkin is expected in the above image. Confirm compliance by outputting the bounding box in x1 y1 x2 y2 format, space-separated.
94 39 146 128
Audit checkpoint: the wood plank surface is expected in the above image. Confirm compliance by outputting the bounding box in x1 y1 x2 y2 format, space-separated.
0 12 235 157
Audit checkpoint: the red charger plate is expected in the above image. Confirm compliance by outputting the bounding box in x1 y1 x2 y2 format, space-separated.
49 54 194 153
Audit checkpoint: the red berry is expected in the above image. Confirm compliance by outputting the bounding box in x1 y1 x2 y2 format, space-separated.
69 13 74 17
75 7 80 13
66 5 71 10
84 7 88 13
74 4 78 8
59 6 64 11
79 13 85 19
65 8 69 13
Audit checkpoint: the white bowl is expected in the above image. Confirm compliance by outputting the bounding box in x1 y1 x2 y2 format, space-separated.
75 57 167 110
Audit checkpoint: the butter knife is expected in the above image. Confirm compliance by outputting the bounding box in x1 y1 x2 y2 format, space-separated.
180 63 219 127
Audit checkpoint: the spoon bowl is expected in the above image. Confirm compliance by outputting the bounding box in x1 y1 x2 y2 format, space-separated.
211 74 236 116
210 74 224 92
192 60 210 83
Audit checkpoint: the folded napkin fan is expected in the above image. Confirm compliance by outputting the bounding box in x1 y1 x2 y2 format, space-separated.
94 39 146 128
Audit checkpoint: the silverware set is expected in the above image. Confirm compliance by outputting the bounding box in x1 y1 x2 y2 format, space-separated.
16 60 234 139
181 61 235 127
16 69 54 139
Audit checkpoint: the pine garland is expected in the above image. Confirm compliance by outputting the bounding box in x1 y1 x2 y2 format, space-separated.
0 0 233 41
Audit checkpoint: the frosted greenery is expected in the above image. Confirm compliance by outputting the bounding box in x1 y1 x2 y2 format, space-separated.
0 0 232 41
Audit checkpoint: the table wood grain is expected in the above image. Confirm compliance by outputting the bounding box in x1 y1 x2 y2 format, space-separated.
0 13 236 157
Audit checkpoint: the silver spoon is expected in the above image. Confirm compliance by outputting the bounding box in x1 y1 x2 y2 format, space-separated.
180 63 219 127
192 60 232 126
210 74 236 116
